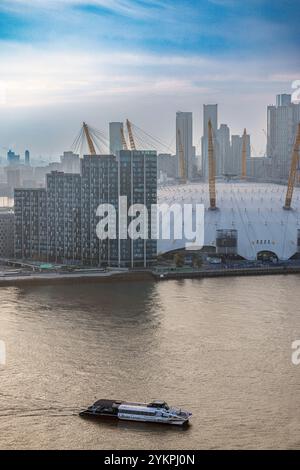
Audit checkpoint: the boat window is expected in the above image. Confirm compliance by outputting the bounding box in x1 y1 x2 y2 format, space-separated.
119 409 156 416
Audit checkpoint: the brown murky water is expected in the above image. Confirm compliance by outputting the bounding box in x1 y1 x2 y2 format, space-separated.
0 276 300 449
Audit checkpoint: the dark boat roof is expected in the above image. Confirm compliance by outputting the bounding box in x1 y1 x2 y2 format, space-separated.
93 399 122 407
148 400 167 407
92 399 169 409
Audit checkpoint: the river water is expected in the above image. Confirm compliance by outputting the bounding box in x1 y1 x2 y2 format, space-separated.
0 276 300 449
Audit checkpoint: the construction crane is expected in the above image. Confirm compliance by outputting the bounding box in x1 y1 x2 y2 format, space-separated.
283 122 300 210
126 119 136 150
177 129 186 183
208 119 217 210
83 122 97 155
241 128 247 179
120 126 128 150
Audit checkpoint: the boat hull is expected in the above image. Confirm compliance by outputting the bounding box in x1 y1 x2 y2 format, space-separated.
119 416 189 426
79 411 189 426
79 399 191 426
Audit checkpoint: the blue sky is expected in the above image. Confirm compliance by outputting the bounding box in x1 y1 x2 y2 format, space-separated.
1 0 299 56
0 0 299 157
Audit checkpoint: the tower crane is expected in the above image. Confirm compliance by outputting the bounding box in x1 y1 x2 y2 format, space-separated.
83 122 97 155
177 128 186 183
208 119 217 210
283 123 300 210
241 128 247 179
126 119 136 150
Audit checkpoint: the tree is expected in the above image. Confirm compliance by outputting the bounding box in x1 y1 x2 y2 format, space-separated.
192 254 202 268
174 252 184 268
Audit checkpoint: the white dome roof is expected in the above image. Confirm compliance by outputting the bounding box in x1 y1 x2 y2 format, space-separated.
158 181 300 260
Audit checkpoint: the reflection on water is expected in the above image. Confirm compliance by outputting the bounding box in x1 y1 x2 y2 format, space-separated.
80 415 191 435
0 276 300 449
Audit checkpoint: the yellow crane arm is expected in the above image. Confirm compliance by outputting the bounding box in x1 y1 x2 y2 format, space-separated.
83 122 97 155
284 123 300 210
126 119 136 150
208 119 217 210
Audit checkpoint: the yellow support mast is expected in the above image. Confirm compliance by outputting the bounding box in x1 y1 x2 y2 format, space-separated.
83 122 97 155
126 119 136 151
208 119 217 210
177 128 186 183
242 128 247 179
120 126 128 150
284 122 300 210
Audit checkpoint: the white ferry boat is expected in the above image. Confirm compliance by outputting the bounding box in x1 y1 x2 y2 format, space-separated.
79 399 192 426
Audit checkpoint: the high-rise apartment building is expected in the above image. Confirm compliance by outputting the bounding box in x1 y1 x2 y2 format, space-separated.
230 133 251 176
46 172 82 263
267 94 300 180
157 153 176 179
7 150 20 166
217 124 231 175
0 209 15 258
60 151 80 174
176 112 193 180
118 150 157 268
25 150 30 166
109 122 124 156
200 104 251 178
14 188 47 260
81 155 119 266
15 150 157 267
6 168 21 194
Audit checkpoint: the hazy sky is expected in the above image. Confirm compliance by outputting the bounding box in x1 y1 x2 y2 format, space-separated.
0 0 299 160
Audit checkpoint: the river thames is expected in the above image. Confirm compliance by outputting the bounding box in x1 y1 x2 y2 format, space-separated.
0 275 300 449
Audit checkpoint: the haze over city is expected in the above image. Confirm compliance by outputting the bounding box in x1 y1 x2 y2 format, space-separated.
0 0 299 159
1 0 300 456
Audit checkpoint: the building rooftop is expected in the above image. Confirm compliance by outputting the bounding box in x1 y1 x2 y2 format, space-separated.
158 181 300 260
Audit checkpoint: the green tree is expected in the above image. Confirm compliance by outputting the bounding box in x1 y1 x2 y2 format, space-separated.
174 252 184 268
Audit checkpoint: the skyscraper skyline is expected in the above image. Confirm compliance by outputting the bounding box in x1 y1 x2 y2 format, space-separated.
267 93 300 179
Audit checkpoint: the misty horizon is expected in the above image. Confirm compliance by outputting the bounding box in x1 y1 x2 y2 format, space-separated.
0 0 299 159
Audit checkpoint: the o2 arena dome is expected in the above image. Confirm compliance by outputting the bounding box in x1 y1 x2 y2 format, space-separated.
157 181 300 261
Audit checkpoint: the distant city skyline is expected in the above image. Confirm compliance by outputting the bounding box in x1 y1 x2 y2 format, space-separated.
0 0 299 158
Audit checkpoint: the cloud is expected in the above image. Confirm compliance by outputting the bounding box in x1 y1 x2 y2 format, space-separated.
0 0 169 19
0 1 299 157
1 0 299 62
0 42 297 108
